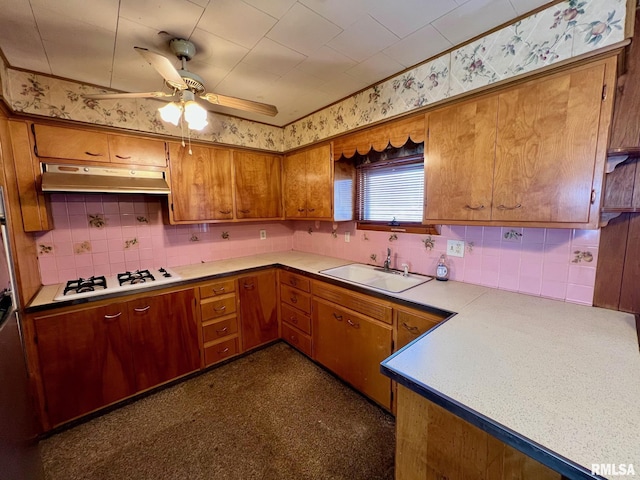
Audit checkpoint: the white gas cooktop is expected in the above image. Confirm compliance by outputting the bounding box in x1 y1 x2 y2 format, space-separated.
54 268 182 301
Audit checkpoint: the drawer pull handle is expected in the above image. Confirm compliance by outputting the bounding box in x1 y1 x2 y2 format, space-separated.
134 305 150 313
297 208 305 212
218 347 230 354
289 335 298 344
219 210 231 215
243 283 255 290
308 208 315 212
333 313 343 321
104 312 122 320
216 326 228 334
213 287 226 293
465 204 485 211
402 322 420 334
289 278 297 286
347 319 360 329
289 316 298 324
239 209 250 214
115 154 132 160
84 151 103 157
214 305 227 313
497 203 522 210
290 295 298 304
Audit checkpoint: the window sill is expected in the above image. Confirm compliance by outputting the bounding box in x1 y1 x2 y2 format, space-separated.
356 222 440 235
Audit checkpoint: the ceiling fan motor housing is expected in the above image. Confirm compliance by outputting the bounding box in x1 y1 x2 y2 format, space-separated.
169 38 196 61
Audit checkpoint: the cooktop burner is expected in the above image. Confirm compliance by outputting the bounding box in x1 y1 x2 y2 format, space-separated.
63 276 107 296
54 268 181 301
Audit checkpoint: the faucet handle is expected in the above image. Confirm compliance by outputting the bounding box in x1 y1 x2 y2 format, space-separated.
401 263 409 276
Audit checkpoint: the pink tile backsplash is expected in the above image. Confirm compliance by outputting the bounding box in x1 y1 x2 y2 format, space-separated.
35 195 600 306
290 221 600 306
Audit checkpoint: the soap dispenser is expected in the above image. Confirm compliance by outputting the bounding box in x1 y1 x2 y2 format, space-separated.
435 254 449 281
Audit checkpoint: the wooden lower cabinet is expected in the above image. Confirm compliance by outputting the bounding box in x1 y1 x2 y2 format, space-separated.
395 307 447 351
33 302 135 427
31 288 199 428
312 297 392 409
198 278 240 367
127 290 200 391
238 270 278 351
395 385 561 480
279 271 313 356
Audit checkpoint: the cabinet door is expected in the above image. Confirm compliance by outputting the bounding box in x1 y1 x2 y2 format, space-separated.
238 270 278 351
128 289 199 391
33 124 110 162
108 135 166 166
34 304 135 426
233 151 282 219
425 96 496 222
493 62 606 223
283 151 308 218
396 308 445 350
312 299 347 377
305 144 333 218
169 144 234 222
344 311 392 409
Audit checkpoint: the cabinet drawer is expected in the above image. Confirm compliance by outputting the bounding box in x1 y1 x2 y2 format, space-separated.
204 337 238 366
281 303 311 335
396 309 446 351
279 271 310 292
313 281 392 324
281 323 312 357
201 295 236 320
200 279 235 298
203 317 238 343
280 284 311 314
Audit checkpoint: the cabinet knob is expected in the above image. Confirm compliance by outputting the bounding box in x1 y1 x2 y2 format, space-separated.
290 295 298 304
464 204 485 210
289 335 299 344
104 312 122 320
289 316 298 324
497 203 522 210
289 278 297 286
133 305 151 313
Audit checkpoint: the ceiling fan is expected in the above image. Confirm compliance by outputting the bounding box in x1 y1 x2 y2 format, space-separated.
85 38 278 122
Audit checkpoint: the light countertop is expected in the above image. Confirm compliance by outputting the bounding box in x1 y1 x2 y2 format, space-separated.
26 250 640 478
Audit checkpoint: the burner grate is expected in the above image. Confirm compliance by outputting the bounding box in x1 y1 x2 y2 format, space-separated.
117 270 155 286
63 276 107 296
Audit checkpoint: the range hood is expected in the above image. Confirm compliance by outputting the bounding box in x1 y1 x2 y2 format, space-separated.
41 163 170 195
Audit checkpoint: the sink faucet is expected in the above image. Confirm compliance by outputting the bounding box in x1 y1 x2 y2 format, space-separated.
383 248 391 271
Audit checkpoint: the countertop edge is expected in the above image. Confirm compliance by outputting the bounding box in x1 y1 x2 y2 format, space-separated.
380 359 604 480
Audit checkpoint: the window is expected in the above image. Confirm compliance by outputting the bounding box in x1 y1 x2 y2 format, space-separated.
356 158 424 223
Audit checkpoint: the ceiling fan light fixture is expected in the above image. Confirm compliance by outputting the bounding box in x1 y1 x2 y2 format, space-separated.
158 101 182 126
184 100 208 130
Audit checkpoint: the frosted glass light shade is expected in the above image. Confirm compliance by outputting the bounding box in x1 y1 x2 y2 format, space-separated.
158 102 182 126
184 100 208 130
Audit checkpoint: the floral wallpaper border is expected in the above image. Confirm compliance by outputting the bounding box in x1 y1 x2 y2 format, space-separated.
0 0 628 153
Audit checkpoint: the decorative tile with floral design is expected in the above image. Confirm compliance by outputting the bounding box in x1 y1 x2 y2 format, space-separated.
73 241 92 254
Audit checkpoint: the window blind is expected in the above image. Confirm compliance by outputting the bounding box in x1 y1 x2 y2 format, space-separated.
356 159 424 223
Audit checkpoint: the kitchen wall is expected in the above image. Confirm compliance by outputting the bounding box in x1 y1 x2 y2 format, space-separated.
34 193 600 305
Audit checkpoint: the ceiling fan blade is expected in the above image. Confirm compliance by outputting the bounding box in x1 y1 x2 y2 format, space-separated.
134 46 188 90
200 93 278 117
84 91 175 100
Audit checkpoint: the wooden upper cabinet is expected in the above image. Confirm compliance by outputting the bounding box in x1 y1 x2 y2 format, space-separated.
233 151 282 219
425 96 497 222
32 123 166 167
168 143 233 222
283 143 332 219
424 56 615 228
493 61 607 224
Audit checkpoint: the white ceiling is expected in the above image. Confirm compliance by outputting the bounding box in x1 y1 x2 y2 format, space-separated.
0 0 551 126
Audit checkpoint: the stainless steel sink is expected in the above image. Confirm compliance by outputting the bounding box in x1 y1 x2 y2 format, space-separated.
319 263 432 293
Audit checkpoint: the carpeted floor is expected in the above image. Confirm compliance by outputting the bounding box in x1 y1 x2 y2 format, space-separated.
40 342 396 480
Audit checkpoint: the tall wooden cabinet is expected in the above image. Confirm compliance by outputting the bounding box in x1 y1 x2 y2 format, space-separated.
424 56 616 228
168 144 234 222
283 144 333 219
238 270 278 351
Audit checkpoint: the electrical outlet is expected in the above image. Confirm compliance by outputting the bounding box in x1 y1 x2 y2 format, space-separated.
447 239 465 257
344 232 350 243
259 230 266 240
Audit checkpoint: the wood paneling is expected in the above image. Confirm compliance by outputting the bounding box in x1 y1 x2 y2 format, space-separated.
425 95 497 222
233 151 282 219
395 385 561 480
594 213 630 310
168 144 234 222
238 270 278 351
603 160 640 210
620 213 640 313
128 289 199 391
34 303 135 427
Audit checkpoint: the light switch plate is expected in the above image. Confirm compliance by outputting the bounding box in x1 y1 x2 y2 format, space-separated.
447 239 465 257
